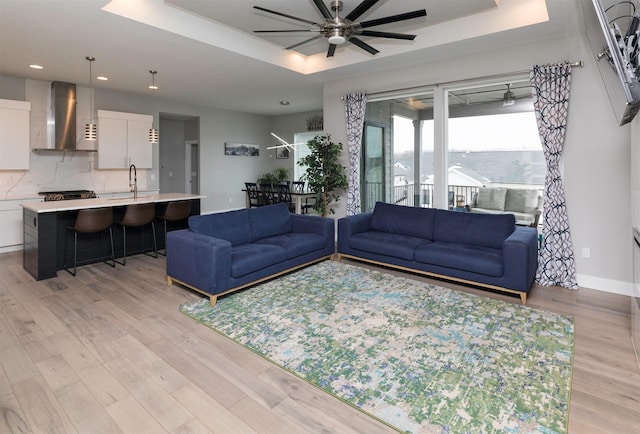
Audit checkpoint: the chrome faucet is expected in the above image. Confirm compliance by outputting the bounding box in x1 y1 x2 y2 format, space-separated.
129 164 137 199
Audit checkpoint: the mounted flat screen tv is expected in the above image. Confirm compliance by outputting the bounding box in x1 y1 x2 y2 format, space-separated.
588 0 640 125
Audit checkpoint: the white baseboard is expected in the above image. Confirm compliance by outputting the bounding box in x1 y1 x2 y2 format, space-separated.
0 245 22 254
576 273 633 297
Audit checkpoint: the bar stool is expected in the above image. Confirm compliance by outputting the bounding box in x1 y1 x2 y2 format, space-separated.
114 203 157 266
63 207 115 276
156 200 191 256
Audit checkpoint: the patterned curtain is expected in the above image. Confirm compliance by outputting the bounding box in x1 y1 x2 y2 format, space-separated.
530 62 578 289
343 92 367 216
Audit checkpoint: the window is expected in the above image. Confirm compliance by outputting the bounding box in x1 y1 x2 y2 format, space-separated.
446 80 543 209
363 76 543 211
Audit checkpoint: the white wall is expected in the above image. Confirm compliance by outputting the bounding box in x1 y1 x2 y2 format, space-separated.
323 33 633 296
267 109 323 178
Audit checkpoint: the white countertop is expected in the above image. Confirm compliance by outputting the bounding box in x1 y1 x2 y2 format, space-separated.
21 193 205 213
1 189 159 202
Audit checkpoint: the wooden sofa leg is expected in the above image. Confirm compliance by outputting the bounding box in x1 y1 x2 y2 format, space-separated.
209 296 218 307
520 293 527 305
167 276 173 286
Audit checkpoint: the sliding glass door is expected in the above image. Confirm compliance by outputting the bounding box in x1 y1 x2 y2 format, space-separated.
362 123 384 211
362 76 542 214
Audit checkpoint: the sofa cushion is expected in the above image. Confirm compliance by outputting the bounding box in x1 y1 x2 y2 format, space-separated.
248 203 292 241
434 210 515 249
349 231 430 261
475 187 507 210
414 242 503 277
230 243 287 277
370 202 436 240
189 209 251 246
255 233 327 259
505 189 541 214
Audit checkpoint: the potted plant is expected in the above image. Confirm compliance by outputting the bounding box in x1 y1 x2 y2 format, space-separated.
298 134 348 217
273 167 290 184
257 172 278 186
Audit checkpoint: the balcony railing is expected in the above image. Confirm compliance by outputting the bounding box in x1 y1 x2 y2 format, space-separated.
364 182 542 211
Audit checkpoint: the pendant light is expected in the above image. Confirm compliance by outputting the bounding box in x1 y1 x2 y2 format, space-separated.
84 56 97 140
148 70 159 144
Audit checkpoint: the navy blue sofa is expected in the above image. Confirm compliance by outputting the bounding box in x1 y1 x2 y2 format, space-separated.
166 202 335 305
337 202 538 303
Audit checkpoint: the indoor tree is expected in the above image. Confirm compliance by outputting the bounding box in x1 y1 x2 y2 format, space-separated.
298 134 348 217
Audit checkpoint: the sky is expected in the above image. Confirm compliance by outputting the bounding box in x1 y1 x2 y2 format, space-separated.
393 112 542 153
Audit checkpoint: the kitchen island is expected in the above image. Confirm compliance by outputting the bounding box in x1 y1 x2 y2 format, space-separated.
22 193 204 280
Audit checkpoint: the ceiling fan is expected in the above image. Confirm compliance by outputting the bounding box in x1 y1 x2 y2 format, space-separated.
253 0 427 57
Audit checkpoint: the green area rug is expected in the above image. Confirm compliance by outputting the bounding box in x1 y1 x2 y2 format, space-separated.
180 261 574 433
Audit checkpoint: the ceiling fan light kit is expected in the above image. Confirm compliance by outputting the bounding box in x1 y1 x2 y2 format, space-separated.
254 0 427 57
503 83 516 107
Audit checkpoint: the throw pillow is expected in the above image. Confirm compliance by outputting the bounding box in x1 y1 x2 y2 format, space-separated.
475 187 507 210
505 189 541 214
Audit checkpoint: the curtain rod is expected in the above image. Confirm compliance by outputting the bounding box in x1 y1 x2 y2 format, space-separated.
350 60 584 99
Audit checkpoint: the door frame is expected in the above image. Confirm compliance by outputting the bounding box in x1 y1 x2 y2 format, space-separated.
185 140 199 194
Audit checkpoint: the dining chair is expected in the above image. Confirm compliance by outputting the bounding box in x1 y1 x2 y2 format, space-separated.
259 183 276 205
292 181 314 214
277 183 295 212
245 182 262 207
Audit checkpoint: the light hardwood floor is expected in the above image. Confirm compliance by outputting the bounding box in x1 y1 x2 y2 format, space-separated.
0 250 638 433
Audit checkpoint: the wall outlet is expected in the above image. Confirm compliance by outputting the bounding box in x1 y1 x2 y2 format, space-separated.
582 247 591 259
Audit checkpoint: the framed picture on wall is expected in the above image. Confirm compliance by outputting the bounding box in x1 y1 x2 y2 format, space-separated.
225 142 259 156
276 147 290 159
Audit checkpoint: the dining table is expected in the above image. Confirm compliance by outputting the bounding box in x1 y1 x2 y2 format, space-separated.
243 188 316 214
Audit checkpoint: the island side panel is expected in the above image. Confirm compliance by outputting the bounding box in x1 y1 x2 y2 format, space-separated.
23 208 58 280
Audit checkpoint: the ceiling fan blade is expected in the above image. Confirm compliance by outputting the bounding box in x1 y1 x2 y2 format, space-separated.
348 37 379 55
358 30 416 40
253 6 319 26
327 43 337 57
345 0 380 22
255 29 319 33
312 0 333 19
359 9 427 28
285 35 324 50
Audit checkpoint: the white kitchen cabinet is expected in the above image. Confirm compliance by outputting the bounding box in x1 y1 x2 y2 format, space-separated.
96 110 153 169
0 99 30 170
0 198 40 252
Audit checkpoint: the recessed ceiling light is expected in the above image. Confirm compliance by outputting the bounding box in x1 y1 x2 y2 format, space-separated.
97 76 108 81
29 64 44 70
280 100 290 105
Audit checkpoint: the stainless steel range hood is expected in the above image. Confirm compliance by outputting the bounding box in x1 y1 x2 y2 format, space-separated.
51 81 76 150
33 81 95 152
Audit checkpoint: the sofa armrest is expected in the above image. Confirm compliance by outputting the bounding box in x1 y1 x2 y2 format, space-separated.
502 227 538 292
291 214 333 235
166 229 232 295
337 212 373 253
291 214 336 250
